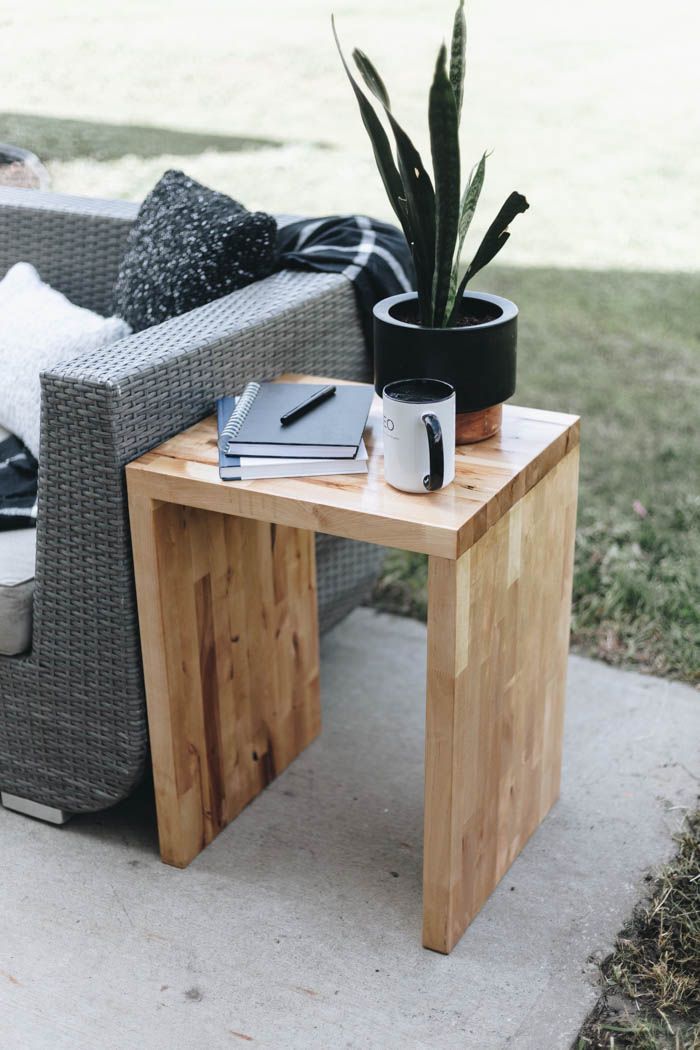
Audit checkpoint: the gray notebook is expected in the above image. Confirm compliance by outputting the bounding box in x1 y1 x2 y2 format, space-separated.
222 381 374 458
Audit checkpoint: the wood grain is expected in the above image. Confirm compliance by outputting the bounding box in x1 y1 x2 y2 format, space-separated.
127 375 579 560
422 447 579 952
128 489 320 868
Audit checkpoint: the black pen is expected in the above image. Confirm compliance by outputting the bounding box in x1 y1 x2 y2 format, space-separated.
280 384 336 426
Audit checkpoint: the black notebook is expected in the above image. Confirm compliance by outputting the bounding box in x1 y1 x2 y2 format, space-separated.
219 381 374 458
217 397 369 480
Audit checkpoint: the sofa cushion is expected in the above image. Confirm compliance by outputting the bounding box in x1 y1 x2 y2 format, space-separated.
0 262 131 458
112 170 278 332
0 526 35 655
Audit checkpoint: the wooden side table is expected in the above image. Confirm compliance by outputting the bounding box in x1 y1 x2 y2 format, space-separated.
126 375 579 954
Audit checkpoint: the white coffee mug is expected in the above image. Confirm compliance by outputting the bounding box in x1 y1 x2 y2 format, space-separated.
382 378 456 493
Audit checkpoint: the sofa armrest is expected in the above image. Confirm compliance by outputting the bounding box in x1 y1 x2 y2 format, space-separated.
32 268 367 657
42 268 368 458
0 187 138 314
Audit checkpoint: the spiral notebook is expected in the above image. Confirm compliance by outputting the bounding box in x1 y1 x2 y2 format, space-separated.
218 380 374 458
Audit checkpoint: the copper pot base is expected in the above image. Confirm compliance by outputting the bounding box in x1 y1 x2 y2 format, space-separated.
455 404 503 445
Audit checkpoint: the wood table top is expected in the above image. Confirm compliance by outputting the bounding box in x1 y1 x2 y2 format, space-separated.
126 375 580 560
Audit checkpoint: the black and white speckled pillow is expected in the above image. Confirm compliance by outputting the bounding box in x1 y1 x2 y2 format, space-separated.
112 170 278 331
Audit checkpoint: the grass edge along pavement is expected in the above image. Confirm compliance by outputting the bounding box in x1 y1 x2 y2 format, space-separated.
574 810 700 1050
370 265 700 687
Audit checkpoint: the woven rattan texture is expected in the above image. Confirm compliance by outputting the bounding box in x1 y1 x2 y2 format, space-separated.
0 188 383 814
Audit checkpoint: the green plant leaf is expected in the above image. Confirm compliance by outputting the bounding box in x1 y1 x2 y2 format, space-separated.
447 190 529 325
465 190 529 280
331 17 408 240
429 44 461 327
445 151 486 318
449 0 467 123
351 45 436 322
352 48 391 110
391 131 436 322
457 154 486 249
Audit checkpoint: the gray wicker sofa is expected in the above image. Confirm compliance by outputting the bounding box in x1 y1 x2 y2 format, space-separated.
0 186 383 820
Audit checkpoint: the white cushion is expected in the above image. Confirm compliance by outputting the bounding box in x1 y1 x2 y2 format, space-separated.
0 528 36 655
0 263 130 457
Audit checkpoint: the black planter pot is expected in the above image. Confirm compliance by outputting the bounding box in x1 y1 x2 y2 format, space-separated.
373 291 518 442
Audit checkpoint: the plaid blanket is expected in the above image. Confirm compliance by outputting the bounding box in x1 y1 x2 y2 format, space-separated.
277 214 414 349
0 431 37 530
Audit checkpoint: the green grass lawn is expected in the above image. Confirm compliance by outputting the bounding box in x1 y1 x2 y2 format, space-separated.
575 811 699 1049
0 113 279 163
371 266 700 687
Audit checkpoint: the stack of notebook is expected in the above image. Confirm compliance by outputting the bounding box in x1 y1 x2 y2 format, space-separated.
217 380 374 481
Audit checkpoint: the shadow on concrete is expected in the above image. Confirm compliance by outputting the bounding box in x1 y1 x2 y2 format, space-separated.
0 112 281 163
60 613 428 932
68 774 160 858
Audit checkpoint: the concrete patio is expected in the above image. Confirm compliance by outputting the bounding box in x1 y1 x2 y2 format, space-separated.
0 608 697 1049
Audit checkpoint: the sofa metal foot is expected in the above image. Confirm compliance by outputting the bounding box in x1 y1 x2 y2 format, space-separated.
1 792 71 825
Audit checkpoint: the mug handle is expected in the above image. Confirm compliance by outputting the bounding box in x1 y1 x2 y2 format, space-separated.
421 412 444 491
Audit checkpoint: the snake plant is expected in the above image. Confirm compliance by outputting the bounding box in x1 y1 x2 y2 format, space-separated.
333 2 529 328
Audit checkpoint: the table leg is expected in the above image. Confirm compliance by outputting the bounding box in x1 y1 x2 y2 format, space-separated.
128 493 321 868
422 448 579 953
